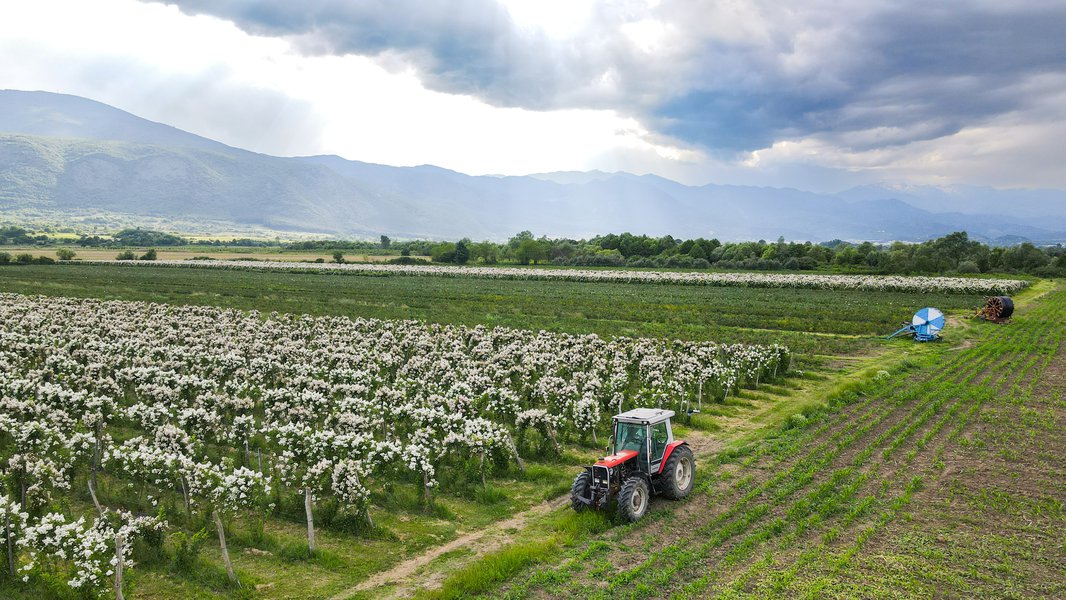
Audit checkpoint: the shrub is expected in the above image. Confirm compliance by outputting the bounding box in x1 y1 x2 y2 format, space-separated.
15 253 33 264
0 251 9 264
55 248 76 260
665 255 695 269
172 528 210 573
140 248 158 260
1033 264 1064 278
388 256 431 265
431 242 458 263
32 256 55 265
113 228 185 246
116 250 136 260
957 260 980 274
454 241 470 264
554 252 626 267
784 257 818 270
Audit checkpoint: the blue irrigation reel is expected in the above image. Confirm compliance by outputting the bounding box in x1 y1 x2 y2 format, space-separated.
886 307 945 342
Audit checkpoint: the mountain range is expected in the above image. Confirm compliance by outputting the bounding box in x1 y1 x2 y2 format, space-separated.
2 89 1064 243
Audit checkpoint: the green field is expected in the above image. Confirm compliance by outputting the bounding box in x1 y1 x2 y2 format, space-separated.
0 263 1060 600
0 263 987 355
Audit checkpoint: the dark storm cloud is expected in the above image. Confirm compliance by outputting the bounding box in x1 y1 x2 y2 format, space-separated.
647 2 1066 154
153 0 582 108
817 4 1066 147
149 0 1066 155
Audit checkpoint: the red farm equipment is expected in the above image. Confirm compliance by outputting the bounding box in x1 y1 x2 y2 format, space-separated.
570 408 695 521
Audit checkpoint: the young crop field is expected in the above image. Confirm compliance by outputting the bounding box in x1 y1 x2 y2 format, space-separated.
0 262 1059 600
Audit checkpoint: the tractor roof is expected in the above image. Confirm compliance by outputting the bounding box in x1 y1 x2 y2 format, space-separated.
613 408 674 424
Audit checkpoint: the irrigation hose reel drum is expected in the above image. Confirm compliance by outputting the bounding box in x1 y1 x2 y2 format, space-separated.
886 307 946 342
975 295 1014 323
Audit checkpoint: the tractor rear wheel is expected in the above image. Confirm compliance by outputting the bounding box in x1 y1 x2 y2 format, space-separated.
618 476 650 522
571 470 592 512
661 445 695 500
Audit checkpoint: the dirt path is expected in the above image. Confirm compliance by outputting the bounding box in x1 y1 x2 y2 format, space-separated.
329 494 571 600
328 427 722 600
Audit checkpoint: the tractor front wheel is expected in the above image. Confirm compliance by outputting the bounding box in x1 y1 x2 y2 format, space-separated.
571 470 592 512
661 445 695 500
618 476 650 522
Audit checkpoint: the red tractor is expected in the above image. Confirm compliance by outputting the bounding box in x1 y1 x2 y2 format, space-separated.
571 408 695 521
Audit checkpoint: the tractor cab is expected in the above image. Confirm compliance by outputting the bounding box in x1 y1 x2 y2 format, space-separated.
572 408 695 522
607 408 677 475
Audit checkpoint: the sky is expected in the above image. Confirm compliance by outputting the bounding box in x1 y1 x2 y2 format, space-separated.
1 0 1065 192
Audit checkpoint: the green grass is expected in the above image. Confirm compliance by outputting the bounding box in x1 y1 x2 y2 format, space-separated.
423 539 558 600
0 263 984 354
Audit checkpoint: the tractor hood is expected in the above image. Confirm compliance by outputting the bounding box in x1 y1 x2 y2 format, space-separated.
595 449 638 468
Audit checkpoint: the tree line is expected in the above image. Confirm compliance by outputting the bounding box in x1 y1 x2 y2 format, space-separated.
413 231 1064 277
2 224 1063 276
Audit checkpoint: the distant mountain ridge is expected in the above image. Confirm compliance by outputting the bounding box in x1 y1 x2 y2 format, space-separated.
2 90 1064 242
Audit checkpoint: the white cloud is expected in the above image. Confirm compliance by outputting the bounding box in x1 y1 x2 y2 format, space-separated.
0 1 325 156
0 0 694 176
499 0 597 38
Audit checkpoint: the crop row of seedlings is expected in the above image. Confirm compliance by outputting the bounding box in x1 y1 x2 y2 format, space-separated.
750 374 1012 596
720 374 990 597
663 346 999 598
0 292 792 596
